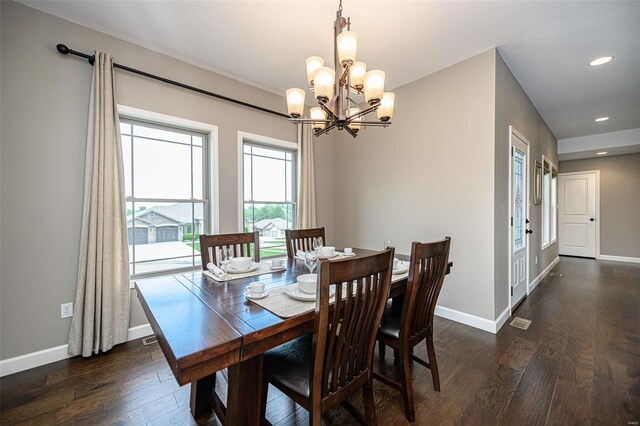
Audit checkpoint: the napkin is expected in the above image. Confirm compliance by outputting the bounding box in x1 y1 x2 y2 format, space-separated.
207 262 226 279
296 250 305 258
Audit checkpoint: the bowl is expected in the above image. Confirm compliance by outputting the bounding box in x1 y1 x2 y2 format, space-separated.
230 256 252 270
297 274 318 294
321 246 336 257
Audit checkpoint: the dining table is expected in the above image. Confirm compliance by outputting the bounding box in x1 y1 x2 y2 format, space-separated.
135 248 452 425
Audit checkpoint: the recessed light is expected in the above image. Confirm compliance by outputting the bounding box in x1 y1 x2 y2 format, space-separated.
596 152 608 155
590 56 614 66
595 116 609 122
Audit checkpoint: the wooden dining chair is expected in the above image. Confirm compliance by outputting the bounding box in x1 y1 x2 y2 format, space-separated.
198 231 260 269
260 249 395 425
375 237 451 422
284 227 326 258
196 231 260 424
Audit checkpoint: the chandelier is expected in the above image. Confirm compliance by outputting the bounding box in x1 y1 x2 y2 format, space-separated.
285 0 395 138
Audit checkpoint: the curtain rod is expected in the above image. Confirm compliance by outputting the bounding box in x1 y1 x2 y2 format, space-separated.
56 44 290 119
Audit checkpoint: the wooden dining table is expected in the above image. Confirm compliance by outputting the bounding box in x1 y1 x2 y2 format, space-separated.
135 248 452 425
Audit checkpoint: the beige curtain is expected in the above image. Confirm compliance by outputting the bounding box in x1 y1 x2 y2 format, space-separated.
296 124 317 228
68 51 130 357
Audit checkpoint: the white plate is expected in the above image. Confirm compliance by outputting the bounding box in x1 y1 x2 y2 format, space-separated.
338 252 356 257
284 284 336 301
318 252 339 259
270 265 286 271
227 263 260 274
392 263 410 275
244 289 269 300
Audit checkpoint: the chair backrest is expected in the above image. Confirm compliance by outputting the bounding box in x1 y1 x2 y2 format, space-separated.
198 231 260 269
284 227 326 258
402 237 451 340
311 249 394 402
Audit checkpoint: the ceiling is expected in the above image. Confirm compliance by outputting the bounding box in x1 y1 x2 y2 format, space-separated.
20 0 640 140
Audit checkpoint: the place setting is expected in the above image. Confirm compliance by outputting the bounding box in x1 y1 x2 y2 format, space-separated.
294 237 357 261
204 247 286 282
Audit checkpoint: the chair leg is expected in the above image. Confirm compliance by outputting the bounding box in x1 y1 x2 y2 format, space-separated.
379 341 386 359
362 381 377 426
400 348 416 422
393 348 400 365
260 379 269 422
426 333 440 391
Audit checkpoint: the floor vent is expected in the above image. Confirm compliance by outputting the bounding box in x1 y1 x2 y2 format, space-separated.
142 336 158 346
509 317 532 330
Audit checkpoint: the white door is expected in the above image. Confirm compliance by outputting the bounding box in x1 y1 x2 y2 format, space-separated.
558 172 597 257
510 134 529 308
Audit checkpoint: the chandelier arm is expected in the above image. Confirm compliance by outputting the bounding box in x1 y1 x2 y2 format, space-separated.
346 103 380 121
320 103 338 121
345 126 358 138
359 121 392 127
314 122 337 137
289 118 333 124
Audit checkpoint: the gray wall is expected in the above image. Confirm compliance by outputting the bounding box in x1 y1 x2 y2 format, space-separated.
0 1 333 360
494 52 559 318
329 50 498 321
559 153 640 258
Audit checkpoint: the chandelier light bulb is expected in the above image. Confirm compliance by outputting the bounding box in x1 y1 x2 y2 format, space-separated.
347 107 363 131
337 31 358 66
350 62 367 90
313 67 335 103
305 56 324 85
377 92 395 121
286 88 306 118
310 107 327 130
363 70 385 105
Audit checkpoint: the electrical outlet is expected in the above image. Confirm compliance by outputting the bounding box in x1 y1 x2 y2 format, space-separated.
535 256 538 265
61 303 73 319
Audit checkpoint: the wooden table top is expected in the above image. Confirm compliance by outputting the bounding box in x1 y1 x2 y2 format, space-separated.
135 248 452 386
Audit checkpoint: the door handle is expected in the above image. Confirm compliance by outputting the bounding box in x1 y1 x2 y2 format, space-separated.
590 218 595 222
526 229 533 235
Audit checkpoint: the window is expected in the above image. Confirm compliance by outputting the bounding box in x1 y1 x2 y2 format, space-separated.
541 156 557 249
242 138 297 258
121 118 209 276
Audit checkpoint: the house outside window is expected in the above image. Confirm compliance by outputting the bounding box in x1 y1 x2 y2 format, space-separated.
121 117 210 276
241 136 297 258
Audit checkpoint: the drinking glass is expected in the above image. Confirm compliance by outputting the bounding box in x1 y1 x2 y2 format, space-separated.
304 250 318 274
218 247 230 274
383 239 393 249
313 237 324 253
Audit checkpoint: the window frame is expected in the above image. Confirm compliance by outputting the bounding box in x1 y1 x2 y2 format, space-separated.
237 131 298 259
118 105 219 278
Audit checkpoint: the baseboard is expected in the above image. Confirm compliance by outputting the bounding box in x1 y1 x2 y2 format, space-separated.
597 254 640 264
494 306 512 332
435 305 507 334
0 323 153 377
528 257 560 293
127 324 153 341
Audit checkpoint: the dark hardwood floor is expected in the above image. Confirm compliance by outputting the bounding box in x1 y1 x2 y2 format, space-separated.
1 257 638 425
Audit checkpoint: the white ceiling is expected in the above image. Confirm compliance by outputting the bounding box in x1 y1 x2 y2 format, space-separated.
19 0 640 140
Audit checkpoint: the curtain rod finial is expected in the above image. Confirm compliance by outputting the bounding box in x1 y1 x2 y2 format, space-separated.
56 44 70 55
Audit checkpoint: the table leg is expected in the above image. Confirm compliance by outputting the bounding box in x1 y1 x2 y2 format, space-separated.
190 373 216 417
226 355 264 426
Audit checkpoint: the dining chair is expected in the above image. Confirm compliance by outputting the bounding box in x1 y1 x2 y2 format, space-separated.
375 237 451 422
196 231 260 424
199 231 261 269
260 248 395 425
284 227 326 258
